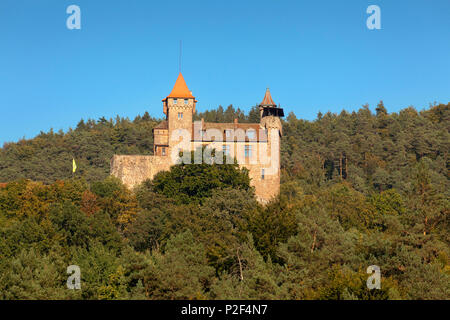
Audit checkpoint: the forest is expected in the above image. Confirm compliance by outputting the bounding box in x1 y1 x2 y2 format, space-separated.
0 102 448 300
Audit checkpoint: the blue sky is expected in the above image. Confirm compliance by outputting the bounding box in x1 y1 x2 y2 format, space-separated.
0 0 449 145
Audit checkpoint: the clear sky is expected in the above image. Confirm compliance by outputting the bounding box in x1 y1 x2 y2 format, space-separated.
0 0 449 145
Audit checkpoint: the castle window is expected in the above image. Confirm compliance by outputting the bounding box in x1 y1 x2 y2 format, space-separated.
261 169 265 180
173 98 178 104
222 144 230 156
184 99 188 105
162 147 166 156
225 129 232 138
178 112 183 119
244 145 252 158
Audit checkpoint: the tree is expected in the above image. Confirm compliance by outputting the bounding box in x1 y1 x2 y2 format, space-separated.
144 231 215 299
150 162 251 204
210 235 285 299
244 199 297 261
0 247 77 300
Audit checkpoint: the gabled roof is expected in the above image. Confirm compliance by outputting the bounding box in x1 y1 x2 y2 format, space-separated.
153 120 168 130
260 88 276 107
164 73 195 100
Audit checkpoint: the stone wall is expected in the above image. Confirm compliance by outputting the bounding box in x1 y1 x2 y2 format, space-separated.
242 163 280 204
111 154 279 203
110 155 171 189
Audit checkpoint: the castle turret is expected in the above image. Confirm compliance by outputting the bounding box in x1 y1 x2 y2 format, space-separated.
259 88 284 135
255 88 284 203
161 73 197 157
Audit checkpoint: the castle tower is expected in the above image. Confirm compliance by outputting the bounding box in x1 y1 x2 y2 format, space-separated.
160 73 197 157
260 88 283 146
259 88 284 127
258 88 284 202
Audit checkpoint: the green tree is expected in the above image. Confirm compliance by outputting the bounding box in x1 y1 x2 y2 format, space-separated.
145 231 215 299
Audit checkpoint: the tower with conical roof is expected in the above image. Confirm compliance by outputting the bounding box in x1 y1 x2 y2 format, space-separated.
259 88 283 134
258 88 284 200
259 88 284 118
161 73 197 157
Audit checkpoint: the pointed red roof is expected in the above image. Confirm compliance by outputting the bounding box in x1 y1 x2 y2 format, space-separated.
165 73 195 99
260 88 276 106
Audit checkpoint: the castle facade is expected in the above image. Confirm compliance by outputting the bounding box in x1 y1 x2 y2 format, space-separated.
110 73 284 203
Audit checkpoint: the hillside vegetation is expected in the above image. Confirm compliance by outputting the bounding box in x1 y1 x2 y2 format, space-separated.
0 102 448 299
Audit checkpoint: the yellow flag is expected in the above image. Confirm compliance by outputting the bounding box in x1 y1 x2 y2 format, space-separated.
72 158 77 173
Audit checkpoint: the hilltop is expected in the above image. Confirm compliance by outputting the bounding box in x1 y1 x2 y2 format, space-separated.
0 102 448 299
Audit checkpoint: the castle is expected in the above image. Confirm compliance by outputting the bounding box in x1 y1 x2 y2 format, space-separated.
110 73 284 203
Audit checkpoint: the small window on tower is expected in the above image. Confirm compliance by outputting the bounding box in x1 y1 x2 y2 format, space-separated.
261 169 265 180
184 99 188 105
178 112 183 119
222 144 230 156
173 98 178 104
162 147 166 156
244 145 252 158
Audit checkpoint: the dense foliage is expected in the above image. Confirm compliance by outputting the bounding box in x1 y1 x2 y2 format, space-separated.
0 102 448 299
